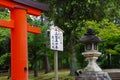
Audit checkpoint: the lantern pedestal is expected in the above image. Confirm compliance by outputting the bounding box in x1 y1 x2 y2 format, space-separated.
75 71 111 80
75 51 111 80
82 51 102 72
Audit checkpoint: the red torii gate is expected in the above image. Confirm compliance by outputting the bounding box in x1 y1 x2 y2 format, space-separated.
0 0 49 80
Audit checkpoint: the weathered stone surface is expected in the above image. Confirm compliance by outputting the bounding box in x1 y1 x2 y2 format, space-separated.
75 71 111 80
109 72 120 80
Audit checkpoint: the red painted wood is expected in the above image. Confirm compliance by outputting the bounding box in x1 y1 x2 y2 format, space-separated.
0 0 41 16
0 20 14 28
10 7 28 80
0 0 44 80
27 23 41 34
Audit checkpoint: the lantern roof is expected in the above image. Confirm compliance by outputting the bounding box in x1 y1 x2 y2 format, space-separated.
80 28 103 43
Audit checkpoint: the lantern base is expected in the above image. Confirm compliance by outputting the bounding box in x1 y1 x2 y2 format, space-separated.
82 51 102 72
84 57 102 72
75 71 111 80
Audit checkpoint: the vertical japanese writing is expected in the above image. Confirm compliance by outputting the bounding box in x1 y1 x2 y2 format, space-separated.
55 29 58 49
50 27 63 51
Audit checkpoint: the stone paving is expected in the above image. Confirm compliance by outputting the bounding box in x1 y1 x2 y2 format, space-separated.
103 69 120 73
75 69 120 80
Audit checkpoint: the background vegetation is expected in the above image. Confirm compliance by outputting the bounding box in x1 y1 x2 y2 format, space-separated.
0 0 120 78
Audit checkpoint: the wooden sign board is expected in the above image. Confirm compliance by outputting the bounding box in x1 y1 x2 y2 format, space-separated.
50 26 64 51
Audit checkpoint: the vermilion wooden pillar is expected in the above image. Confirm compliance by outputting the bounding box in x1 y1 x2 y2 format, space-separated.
10 7 28 80
0 0 49 80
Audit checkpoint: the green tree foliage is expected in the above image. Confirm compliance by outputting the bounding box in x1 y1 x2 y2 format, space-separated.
0 0 120 77
0 8 10 68
84 19 120 68
0 53 9 66
28 16 52 76
36 0 120 75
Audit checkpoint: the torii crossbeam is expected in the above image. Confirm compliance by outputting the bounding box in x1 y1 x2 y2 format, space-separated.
0 0 49 80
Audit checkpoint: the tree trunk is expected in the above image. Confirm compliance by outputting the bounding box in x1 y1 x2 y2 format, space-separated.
58 54 62 69
66 56 70 68
33 54 38 77
7 64 11 79
70 45 77 76
107 54 111 68
44 55 51 73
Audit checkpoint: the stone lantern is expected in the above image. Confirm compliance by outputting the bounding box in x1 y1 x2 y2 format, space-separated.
80 28 103 71
75 28 111 80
